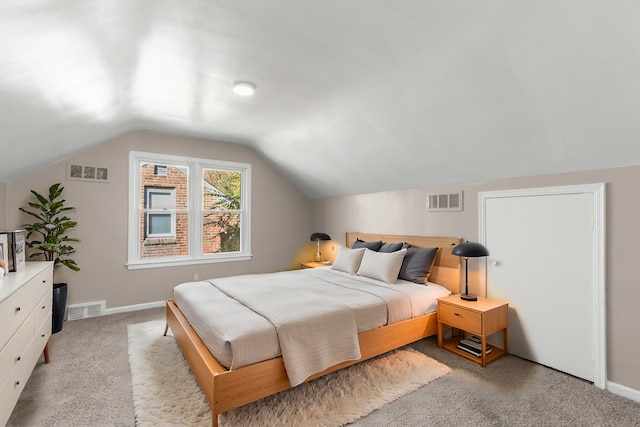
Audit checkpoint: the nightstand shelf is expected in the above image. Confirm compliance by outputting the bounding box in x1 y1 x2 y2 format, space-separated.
437 294 508 367
440 335 506 365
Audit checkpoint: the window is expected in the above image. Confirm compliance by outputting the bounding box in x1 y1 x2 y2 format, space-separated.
128 151 251 269
145 187 176 238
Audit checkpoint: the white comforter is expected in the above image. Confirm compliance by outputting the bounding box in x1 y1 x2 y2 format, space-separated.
173 267 450 386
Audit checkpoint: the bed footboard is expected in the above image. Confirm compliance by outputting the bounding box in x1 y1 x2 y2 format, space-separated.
166 300 225 425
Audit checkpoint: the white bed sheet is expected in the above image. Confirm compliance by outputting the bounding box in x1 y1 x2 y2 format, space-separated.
173 267 450 383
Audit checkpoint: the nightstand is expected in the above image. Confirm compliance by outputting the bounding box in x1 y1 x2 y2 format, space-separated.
301 261 332 269
437 294 508 367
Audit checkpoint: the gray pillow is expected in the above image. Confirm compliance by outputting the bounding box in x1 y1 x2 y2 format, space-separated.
352 238 383 251
379 242 404 253
398 247 439 284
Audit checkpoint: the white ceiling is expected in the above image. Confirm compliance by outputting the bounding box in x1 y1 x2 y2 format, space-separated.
2 1 640 199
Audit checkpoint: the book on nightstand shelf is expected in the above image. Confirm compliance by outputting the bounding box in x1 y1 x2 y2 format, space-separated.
456 336 493 357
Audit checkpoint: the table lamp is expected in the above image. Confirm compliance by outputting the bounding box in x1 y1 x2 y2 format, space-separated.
452 241 490 301
310 232 331 262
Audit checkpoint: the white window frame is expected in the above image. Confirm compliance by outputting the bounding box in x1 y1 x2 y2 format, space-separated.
128 151 252 270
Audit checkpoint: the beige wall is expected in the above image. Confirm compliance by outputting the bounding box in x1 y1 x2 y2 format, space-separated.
6 131 313 308
312 165 640 394
0 182 6 229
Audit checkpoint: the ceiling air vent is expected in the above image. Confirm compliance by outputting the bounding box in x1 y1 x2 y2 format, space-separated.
427 191 463 212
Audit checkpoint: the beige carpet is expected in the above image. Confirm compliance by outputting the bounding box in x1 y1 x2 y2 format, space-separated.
127 320 451 427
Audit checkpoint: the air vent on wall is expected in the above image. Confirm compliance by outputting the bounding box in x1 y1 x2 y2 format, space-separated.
67 300 106 320
67 163 110 182
427 191 463 212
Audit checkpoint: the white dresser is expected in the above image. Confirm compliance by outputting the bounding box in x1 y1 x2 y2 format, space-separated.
0 262 53 426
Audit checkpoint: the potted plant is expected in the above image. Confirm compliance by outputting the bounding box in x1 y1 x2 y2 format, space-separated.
19 183 80 333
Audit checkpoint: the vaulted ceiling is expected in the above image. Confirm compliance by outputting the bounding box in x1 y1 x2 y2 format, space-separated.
2 1 640 198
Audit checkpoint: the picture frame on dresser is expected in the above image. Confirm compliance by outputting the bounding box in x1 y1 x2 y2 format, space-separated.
2 230 27 272
12 231 26 271
0 233 7 277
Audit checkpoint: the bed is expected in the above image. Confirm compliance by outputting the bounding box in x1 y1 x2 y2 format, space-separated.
165 232 462 427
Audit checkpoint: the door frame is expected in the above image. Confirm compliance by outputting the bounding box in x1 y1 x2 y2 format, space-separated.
478 183 606 389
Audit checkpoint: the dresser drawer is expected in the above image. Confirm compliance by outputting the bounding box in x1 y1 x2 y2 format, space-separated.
27 267 52 309
35 289 52 328
0 287 36 351
0 371 23 427
0 268 51 349
33 311 52 356
31 267 52 301
0 311 35 388
438 303 482 335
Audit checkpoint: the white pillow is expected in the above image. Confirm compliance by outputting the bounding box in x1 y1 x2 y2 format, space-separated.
357 248 407 283
331 247 366 274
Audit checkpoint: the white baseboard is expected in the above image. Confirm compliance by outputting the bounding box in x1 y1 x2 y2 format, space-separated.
608 381 640 403
104 300 165 316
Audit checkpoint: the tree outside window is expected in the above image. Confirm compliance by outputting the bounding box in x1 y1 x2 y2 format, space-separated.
202 169 241 254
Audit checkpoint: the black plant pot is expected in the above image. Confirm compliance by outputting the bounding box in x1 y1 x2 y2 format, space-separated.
52 282 68 334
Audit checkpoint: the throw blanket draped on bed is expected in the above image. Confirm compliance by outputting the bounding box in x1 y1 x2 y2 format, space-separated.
174 268 450 387
211 271 362 386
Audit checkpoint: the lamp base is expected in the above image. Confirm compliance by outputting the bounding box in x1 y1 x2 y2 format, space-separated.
461 293 478 301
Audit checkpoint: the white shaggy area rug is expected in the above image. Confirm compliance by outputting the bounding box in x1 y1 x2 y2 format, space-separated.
127 320 451 427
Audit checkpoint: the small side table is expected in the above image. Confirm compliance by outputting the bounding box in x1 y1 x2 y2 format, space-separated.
301 261 332 269
437 294 508 367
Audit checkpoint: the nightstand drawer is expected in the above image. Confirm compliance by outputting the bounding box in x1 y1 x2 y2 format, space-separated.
439 304 482 335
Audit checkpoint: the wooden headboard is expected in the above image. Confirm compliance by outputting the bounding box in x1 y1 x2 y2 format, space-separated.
345 232 462 294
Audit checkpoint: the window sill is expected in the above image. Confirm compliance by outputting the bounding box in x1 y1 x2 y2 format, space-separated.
126 254 252 270
143 237 178 246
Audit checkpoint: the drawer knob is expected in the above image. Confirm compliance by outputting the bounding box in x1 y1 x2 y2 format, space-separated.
15 380 20 386
16 306 21 312
42 305 46 309
16 355 21 362
454 312 460 316
41 334 46 338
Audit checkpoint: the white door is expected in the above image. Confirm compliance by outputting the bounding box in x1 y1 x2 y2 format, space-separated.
480 185 605 385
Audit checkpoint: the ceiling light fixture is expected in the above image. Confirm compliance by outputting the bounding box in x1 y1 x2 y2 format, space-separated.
232 81 256 96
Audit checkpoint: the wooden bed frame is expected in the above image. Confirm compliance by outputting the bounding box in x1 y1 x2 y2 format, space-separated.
165 232 461 426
